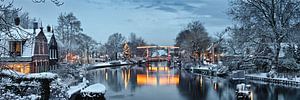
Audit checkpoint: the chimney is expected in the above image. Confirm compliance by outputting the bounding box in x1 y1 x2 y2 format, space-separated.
40 27 44 32
14 17 20 26
33 21 38 34
47 25 51 32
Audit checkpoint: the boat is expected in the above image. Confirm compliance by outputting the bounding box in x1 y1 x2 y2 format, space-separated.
80 83 106 99
236 83 251 100
216 66 228 77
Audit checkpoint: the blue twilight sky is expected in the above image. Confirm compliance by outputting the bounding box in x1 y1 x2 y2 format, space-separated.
13 0 232 45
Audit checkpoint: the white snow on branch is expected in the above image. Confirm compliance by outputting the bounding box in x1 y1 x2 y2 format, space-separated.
26 72 58 79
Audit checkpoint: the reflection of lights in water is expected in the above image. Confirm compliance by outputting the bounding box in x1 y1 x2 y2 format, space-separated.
136 74 179 86
123 70 131 89
148 67 169 72
250 91 253 100
200 76 203 88
105 71 108 80
139 63 177 85
214 83 218 90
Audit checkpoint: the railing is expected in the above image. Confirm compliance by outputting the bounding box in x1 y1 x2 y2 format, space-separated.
245 75 300 87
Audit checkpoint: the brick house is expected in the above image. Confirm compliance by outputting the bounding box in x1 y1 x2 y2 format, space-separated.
0 18 60 73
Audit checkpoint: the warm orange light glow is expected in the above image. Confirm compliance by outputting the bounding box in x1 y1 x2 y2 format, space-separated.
8 63 30 74
160 76 179 85
137 74 157 86
137 46 179 49
136 74 179 86
148 67 169 72
200 76 203 88
123 70 131 89
66 53 78 63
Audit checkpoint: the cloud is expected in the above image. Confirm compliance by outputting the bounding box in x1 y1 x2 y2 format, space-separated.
84 0 205 14
155 6 178 13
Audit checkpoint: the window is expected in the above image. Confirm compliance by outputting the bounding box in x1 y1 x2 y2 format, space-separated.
9 41 22 56
54 50 57 59
50 49 52 59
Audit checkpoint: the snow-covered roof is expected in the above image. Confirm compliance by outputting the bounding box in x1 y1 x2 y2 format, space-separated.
23 29 62 46
1 25 62 58
22 38 35 57
6 26 34 40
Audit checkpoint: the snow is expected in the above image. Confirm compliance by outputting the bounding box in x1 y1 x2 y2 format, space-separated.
80 83 106 94
246 73 300 82
67 82 87 98
0 69 24 78
151 50 167 57
22 38 35 57
8 26 33 39
0 70 59 79
92 60 129 67
246 73 268 78
26 72 58 79
0 26 62 57
0 92 40 100
198 66 210 70
120 60 129 65
93 62 112 67
67 77 89 97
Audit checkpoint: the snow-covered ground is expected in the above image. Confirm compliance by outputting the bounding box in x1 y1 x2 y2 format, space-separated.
90 60 130 69
93 62 112 67
246 73 300 82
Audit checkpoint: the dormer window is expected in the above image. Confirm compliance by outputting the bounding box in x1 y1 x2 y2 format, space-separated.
9 41 23 56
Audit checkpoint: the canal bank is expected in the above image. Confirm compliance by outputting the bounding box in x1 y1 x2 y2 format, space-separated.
85 62 300 100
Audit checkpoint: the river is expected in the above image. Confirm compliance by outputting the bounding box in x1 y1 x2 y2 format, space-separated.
86 62 300 100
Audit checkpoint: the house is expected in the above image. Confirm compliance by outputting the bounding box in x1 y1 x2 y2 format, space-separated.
0 18 60 74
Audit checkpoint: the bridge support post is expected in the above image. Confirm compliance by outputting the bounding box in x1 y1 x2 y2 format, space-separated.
167 48 171 62
146 48 149 61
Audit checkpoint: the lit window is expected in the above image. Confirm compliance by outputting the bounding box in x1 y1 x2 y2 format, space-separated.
9 41 22 56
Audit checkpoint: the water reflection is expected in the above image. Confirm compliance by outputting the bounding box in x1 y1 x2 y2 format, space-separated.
87 62 300 100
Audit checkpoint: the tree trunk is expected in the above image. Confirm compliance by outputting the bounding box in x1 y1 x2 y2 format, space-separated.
273 41 281 72
41 79 51 100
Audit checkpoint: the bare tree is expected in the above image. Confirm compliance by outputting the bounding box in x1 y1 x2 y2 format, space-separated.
75 33 97 64
105 33 125 60
229 0 300 71
32 0 64 6
55 12 83 61
128 33 146 57
175 21 211 62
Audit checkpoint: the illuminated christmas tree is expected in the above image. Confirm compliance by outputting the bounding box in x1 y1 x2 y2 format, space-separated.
123 42 131 60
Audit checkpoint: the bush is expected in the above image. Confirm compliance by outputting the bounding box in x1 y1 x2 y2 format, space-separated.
279 58 300 71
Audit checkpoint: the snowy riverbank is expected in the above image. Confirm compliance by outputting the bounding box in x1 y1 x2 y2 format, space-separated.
246 73 300 87
87 60 132 70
